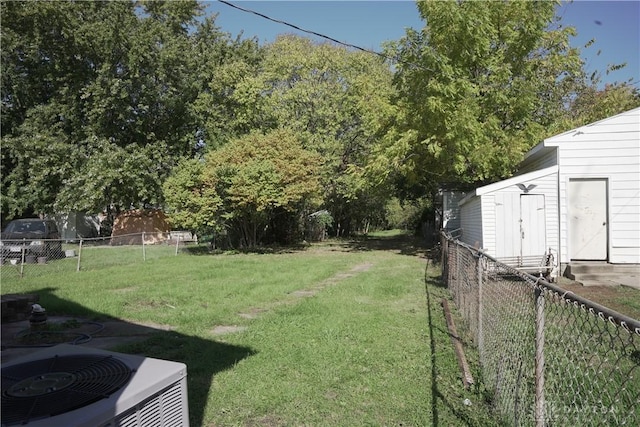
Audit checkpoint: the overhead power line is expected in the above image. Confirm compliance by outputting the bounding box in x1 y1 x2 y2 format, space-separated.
216 0 395 62
216 0 639 91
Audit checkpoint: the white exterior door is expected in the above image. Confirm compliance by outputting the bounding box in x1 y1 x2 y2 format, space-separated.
569 179 608 260
520 194 546 257
495 193 519 258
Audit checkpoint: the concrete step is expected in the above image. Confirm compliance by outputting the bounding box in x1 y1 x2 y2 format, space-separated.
577 277 635 287
566 273 639 290
565 263 640 279
570 273 635 280
564 263 640 289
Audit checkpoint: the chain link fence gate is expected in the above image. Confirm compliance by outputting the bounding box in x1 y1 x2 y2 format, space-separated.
440 232 640 426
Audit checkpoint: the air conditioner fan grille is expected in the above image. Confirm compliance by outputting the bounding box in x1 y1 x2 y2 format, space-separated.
1 354 133 426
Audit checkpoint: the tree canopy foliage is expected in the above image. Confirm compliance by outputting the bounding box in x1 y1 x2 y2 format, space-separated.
233 35 397 235
164 129 321 246
562 83 640 130
2 0 638 241
384 0 586 186
1 0 258 217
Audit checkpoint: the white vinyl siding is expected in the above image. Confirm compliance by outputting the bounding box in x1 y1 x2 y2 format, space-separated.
459 197 483 249
493 192 519 258
458 167 558 260
551 108 640 264
518 148 558 174
489 173 558 259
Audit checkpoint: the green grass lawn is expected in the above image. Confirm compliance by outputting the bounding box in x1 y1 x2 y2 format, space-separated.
1 233 498 426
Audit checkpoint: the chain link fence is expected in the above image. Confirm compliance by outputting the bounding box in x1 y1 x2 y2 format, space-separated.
1 232 198 281
441 232 640 426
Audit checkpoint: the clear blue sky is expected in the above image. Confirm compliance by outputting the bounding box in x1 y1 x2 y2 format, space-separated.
204 0 639 87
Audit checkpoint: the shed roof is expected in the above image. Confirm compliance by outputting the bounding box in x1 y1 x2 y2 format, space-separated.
458 165 558 206
524 107 640 162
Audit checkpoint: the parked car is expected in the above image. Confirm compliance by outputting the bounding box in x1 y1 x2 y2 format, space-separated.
0 218 64 261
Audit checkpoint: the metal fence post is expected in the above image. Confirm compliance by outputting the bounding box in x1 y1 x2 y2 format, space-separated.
455 244 460 294
77 239 83 272
477 254 483 353
441 238 447 281
534 286 545 427
175 234 180 256
20 246 25 278
142 232 146 261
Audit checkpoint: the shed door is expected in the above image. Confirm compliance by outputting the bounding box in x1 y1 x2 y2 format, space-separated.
520 194 546 257
569 179 608 260
495 193 519 258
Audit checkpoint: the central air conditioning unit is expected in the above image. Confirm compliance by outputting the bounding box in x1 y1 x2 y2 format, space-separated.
1 344 189 427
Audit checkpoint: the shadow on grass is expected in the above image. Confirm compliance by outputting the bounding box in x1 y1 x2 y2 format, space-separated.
179 232 435 258
181 243 309 256
340 233 431 256
424 258 498 426
1 287 256 427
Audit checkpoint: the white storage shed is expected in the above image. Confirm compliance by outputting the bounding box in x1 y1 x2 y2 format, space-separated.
458 165 559 264
458 107 640 274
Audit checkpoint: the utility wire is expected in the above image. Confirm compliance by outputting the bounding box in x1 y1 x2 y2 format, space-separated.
216 0 638 90
216 0 396 63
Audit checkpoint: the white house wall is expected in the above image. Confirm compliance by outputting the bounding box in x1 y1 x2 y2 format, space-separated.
455 108 638 269
547 108 640 264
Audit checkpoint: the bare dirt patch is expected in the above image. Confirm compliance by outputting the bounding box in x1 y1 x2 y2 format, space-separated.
111 286 138 293
210 325 247 336
244 415 284 427
124 319 175 331
555 278 640 320
319 262 373 285
333 273 355 280
291 290 317 298
351 262 373 272
238 308 268 319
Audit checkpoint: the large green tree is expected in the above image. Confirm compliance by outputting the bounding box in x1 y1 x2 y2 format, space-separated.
1 1 103 217
383 0 585 187
164 129 322 247
561 83 640 130
162 157 222 236
1 0 251 220
227 35 397 235
189 17 264 151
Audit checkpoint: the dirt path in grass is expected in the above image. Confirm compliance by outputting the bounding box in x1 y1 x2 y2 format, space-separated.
232 262 374 322
212 233 426 336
